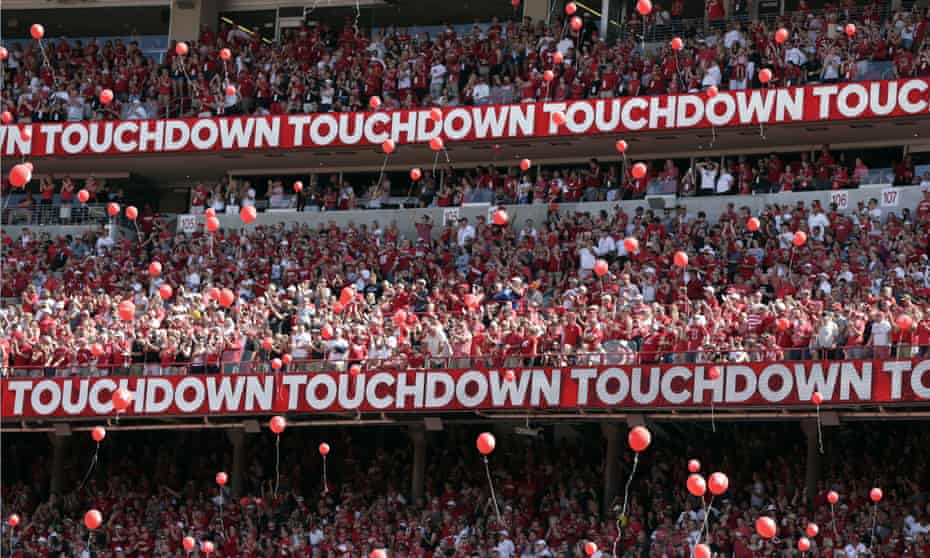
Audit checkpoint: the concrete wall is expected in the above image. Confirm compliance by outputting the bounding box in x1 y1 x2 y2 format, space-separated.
168 0 217 43
209 184 922 240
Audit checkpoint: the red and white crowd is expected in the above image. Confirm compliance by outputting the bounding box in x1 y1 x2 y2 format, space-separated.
2 185 929 376
1 424 929 558
2 0 929 122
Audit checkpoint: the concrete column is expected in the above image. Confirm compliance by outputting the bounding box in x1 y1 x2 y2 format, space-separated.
599 0 610 40
410 425 427 504
48 433 68 496
169 0 218 43
523 0 550 23
801 420 820 507
601 423 620 515
227 429 246 498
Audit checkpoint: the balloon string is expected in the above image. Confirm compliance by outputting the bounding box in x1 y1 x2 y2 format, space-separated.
483 456 504 528
37 39 61 88
711 401 716 433
816 405 824 454
322 455 328 494
710 126 717 149
612 452 639 558
376 152 391 192
698 495 715 543
77 442 101 491
831 503 838 542
274 434 280 500
432 151 440 174
870 503 877 548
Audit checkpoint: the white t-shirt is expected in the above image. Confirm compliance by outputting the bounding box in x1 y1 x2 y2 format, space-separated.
430 63 447 85
716 172 733 194
699 166 718 191
808 212 830 231
870 320 892 346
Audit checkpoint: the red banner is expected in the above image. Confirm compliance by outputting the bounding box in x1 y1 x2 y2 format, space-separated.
1 79 927 159
2 359 929 419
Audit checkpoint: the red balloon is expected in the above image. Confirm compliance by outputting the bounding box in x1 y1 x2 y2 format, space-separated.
112 388 132 411
429 107 443 122
623 237 639 252
7 514 19 528
371 550 387 558
271 358 282 370
708 365 721 380
673 251 689 268
827 491 839 505
492 209 509 226
870 488 883 502
91 343 104 357
520 158 532 171
759 68 773 84
593 259 609 277
20 127 31 142
215 472 228 486
333 301 345 314
381 139 395 154
349 364 362 376
369 96 382 109
584 542 597 556
340 286 355 306
687 459 700 473
262 337 274 351
775 28 789 44
293 181 303 193
220 48 232 61
125 205 138 221
281 353 292 365
410 168 422 181
708 472 729 495
464 294 480 309
636 0 652 15
30 24 45 40
565 2 577 14
84 509 103 530
811 391 823 405
176 42 189 56
706 85 719 98
8 164 31 188
687 474 707 497
543 70 554 82
429 137 444 151
1 111 11 124
845 23 856 37
747 217 761 231
798 537 811 552
552 51 564 64
270 416 287 434
240 205 257 223
99 89 114 105
552 110 567 125
183 537 196 552
694 543 710 558
159 284 173 300
615 139 628 153
201 541 215 555
670 37 683 51
628 426 651 452
219 288 236 308
793 231 807 247
77 189 90 203
208 288 221 301
205 208 216 218
92 426 106 442
631 162 647 179
504 370 516 382
0 47 7 61
107 202 120 217
148 261 162 277
225 85 236 96
319 442 330 456
570 17 582 31
806 523 819 537
477 432 496 455
321 325 334 340
393 310 407 323
755 516 777 539
117 300 135 321
896 314 914 330
777 317 790 331
206 217 220 233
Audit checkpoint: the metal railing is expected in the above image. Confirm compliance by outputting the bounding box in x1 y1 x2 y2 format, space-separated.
4 343 928 378
0 202 115 227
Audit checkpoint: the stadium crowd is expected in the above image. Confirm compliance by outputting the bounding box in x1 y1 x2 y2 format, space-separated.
2 424 930 558
1 0 928 121
1 184 929 376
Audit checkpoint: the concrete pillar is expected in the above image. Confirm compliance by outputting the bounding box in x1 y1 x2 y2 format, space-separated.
410 425 427 504
801 420 821 507
227 429 246 498
601 423 620 515
169 0 218 43
523 0 550 23
599 0 610 40
48 433 67 496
